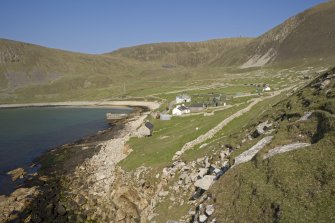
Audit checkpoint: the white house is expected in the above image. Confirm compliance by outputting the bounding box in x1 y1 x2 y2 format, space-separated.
176 94 191 104
172 105 190 116
263 86 271 91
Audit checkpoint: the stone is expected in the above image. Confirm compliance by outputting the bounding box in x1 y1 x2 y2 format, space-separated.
205 205 214 216
7 168 26 181
194 175 216 190
179 173 187 180
181 165 190 172
56 203 67 216
204 156 211 168
115 209 126 221
320 79 331 89
175 151 182 156
188 210 196 215
234 136 273 166
158 191 169 197
252 120 273 138
196 157 205 164
96 173 106 181
184 175 192 185
190 173 199 182
263 143 311 159
198 168 208 178
199 214 207 222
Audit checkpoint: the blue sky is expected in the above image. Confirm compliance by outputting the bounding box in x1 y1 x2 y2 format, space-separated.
0 0 326 54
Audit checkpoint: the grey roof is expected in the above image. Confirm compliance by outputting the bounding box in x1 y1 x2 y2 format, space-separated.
178 106 188 111
190 104 204 108
145 122 154 129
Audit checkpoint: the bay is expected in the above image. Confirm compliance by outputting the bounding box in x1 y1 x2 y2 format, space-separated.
0 106 132 194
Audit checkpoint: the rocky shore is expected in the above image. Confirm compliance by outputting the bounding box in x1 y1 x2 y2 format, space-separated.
0 105 153 223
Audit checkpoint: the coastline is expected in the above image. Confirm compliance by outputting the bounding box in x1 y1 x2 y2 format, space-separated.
0 105 152 222
0 100 160 110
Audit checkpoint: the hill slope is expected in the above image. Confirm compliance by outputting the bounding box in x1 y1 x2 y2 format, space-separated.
207 67 335 222
211 0 335 67
109 38 253 67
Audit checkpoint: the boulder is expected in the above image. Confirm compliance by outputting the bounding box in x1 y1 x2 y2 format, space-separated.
7 168 26 181
199 214 208 222
179 173 188 180
194 175 216 190
158 191 169 197
115 209 126 221
252 120 273 137
56 203 67 216
184 175 192 185
205 205 215 216
198 168 208 178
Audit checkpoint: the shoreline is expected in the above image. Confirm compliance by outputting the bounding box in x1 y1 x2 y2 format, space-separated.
0 100 160 110
0 105 150 222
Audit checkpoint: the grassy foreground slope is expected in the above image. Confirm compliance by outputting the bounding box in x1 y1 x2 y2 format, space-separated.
210 67 335 222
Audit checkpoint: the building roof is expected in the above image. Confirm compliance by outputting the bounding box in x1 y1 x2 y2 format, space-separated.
176 94 191 99
178 105 189 111
190 103 204 108
145 122 154 129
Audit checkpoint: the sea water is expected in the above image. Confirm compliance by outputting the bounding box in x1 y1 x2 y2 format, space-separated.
0 106 132 194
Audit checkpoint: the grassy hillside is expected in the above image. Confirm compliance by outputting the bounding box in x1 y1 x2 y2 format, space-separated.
109 38 253 67
209 67 335 222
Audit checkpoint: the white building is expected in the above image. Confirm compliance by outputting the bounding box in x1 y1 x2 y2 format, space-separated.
263 86 271 91
176 94 191 104
172 105 190 116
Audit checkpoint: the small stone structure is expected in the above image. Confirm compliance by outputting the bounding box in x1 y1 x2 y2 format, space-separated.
138 122 154 137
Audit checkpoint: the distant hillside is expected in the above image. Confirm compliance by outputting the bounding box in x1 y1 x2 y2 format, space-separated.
1 1 335 103
109 38 253 67
0 39 160 103
211 0 335 67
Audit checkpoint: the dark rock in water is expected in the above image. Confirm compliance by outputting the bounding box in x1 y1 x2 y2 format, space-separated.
56 203 67 216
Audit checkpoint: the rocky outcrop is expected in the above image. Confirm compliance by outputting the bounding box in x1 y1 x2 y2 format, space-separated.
264 143 311 159
0 187 39 222
233 136 273 166
194 175 216 191
252 120 273 137
51 113 152 222
7 167 26 181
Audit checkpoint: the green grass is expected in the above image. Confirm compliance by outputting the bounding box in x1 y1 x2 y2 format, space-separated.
203 69 335 222
182 93 287 162
119 104 246 171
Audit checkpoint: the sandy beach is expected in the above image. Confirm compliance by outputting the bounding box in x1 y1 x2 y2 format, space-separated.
0 100 160 111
